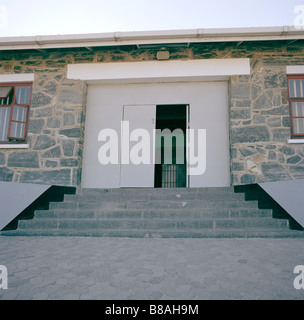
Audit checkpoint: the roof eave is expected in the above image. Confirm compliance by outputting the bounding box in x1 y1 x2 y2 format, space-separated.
0 26 303 51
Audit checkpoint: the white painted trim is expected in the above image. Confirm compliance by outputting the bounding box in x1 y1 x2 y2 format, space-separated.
0 144 29 149
0 73 34 83
0 26 303 50
67 58 250 84
286 66 304 74
287 139 304 144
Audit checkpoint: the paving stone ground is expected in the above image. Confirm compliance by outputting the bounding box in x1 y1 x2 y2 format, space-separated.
0 237 304 300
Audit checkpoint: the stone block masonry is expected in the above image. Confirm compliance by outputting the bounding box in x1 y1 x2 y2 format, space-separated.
0 51 87 186
0 41 304 186
229 47 304 185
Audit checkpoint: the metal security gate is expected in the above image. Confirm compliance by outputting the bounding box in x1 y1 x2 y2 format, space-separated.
161 164 186 188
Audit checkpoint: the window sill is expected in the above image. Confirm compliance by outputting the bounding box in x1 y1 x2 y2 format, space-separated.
0 144 29 149
287 139 304 144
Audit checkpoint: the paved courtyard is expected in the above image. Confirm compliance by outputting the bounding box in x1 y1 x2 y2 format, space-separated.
0 236 304 300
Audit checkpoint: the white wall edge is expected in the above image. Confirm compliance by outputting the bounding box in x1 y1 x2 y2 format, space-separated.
0 181 50 231
67 58 250 84
0 144 29 149
0 73 34 82
286 65 304 74
259 179 304 228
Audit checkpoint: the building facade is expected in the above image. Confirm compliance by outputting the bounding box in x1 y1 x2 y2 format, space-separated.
0 27 304 189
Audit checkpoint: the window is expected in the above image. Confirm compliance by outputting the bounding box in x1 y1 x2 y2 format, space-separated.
0 83 32 143
287 75 304 138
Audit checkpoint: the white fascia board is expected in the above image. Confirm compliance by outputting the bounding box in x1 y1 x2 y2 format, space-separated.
286 65 304 74
0 26 304 50
0 73 34 82
67 58 250 84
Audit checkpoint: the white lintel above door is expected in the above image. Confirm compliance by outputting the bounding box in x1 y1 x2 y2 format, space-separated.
67 58 250 84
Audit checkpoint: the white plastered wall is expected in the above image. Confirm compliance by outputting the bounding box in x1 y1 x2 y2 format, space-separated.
67 58 250 188
82 81 229 188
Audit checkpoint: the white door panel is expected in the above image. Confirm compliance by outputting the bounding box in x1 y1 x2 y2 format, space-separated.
120 105 156 187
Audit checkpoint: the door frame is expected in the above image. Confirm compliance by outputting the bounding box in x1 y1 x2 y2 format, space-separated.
154 104 189 188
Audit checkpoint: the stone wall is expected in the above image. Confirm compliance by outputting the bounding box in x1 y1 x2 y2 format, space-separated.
229 46 304 185
0 51 87 186
0 41 304 186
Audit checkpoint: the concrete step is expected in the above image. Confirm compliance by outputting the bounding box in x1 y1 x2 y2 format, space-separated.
34 208 273 219
3 186 304 238
65 191 245 202
18 217 289 231
49 199 259 210
2 228 304 238
76 187 237 195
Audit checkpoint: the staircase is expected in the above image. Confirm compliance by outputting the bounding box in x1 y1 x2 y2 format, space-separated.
2 187 304 238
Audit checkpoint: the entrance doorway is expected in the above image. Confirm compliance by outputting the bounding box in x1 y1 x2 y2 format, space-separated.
154 105 187 188
82 81 230 188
